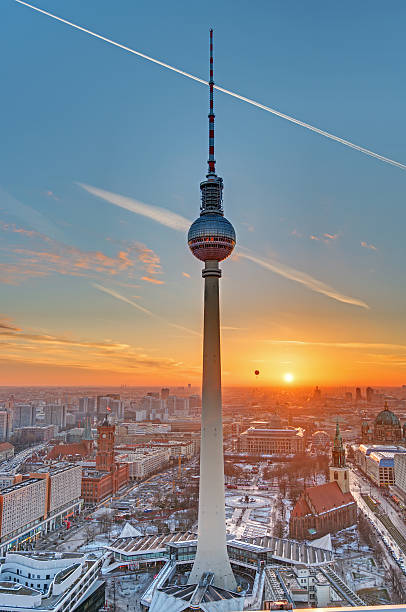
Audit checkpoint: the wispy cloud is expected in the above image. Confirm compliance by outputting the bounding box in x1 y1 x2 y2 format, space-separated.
361 241 377 251
0 317 21 332
266 340 406 351
0 316 195 375
241 222 255 233
310 233 338 243
141 276 165 285
45 190 59 201
79 184 368 308
238 252 369 309
0 187 64 240
0 222 162 284
182 272 191 279
93 283 199 336
78 183 190 231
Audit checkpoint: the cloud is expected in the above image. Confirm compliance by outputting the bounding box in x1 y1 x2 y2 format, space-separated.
310 233 338 243
266 340 406 351
0 323 131 350
141 276 165 285
0 222 162 284
78 183 191 231
361 241 377 251
78 184 368 308
241 222 255 232
0 315 199 376
0 317 21 331
45 190 59 201
355 355 406 367
137 246 162 275
182 272 191 279
0 187 64 240
238 251 369 309
92 283 199 336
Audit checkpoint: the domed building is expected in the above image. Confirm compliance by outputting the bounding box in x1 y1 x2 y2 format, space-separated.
361 402 404 444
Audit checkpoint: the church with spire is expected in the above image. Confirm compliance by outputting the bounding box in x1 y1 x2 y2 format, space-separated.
289 422 357 540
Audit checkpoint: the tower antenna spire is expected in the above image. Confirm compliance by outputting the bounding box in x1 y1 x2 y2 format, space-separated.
208 28 216 175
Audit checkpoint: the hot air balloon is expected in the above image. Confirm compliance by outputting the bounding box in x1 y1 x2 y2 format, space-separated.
254 370 260 376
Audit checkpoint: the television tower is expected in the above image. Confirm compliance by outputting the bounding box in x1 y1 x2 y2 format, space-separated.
188 30 237 591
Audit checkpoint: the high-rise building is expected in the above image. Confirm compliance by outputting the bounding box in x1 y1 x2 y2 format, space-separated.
160 387 170 400
187 30 236 592
97 394 120 417
79 396 96 413
355 387 362 402
313 385 321 400
28 463 82 517
43 404 66 430
13 403 36 428
0 478 48 541
0 412 12 441
166 395 176 416
366 386 374 403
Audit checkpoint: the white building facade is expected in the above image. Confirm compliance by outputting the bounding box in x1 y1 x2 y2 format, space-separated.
116 448 170 480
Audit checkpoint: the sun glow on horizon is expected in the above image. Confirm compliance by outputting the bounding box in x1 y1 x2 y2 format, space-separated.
283 372 294 384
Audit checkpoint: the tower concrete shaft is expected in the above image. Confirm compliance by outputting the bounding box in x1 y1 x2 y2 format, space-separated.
188 260 236 591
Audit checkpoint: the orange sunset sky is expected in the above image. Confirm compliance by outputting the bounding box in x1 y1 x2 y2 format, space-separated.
1 1 406 387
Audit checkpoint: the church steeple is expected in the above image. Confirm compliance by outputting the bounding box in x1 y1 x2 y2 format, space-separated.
332 420 346 468
330 420 350 493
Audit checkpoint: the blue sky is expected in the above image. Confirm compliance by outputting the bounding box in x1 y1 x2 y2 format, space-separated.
1 0 405 386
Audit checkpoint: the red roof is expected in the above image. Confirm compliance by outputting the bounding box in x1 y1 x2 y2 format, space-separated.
0 442 13 452
47 440 90 460
291 481 355 518
291 496 311 518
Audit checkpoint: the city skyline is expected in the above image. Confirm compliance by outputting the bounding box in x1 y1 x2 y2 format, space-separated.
2 0 406 386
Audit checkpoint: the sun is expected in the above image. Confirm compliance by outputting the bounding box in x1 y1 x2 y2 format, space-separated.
283 372 294 384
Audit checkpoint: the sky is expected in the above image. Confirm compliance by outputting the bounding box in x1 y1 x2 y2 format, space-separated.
1 0 406 387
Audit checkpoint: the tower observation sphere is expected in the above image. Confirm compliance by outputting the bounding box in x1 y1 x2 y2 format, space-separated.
188 213 235 261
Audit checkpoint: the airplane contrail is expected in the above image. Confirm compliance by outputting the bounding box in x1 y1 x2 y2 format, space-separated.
93 283 200 336
84 184 369 309
14 0 406 171
79 183 190 231
238 251 369 309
